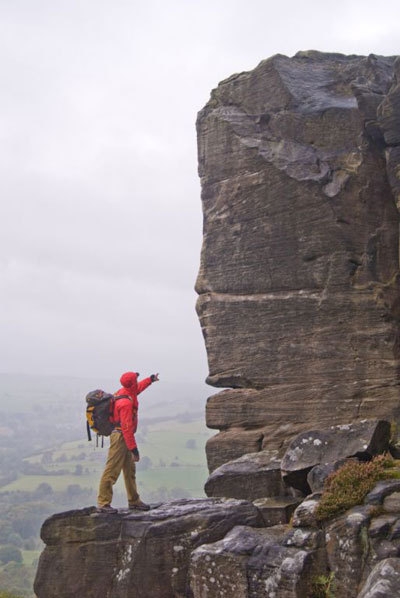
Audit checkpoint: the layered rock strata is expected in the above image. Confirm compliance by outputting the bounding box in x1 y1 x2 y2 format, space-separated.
196 51 400 473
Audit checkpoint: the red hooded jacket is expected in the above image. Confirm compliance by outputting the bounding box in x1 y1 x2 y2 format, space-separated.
112 372 153 450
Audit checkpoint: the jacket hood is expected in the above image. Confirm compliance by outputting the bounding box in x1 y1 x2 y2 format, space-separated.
120 371 138 389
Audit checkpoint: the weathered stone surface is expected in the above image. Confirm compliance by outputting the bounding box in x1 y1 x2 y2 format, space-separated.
389 518 400 540
292 494 321 528
325 507 371 598
357 558 400 598
385 146 400 209
34 498 263 598
187 484 400 598
196 51 400 473
189 525 285 598
281 420 391 493
246 529 325 597
34 476 400 598
189 524 325 598
383 491 400 513
254 496 302 527
377 57 400 145
307 459 348 493
368 515 397 538
284 527 325 551
204 450 287 500
373 539 400 560
365 480 400 505
205 427 264 472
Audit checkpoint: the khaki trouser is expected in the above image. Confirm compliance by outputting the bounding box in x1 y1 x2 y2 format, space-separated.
97 431 140 507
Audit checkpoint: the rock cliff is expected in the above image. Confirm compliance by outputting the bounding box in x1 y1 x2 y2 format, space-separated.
196 51 400 473
34 52 400 598
34 428 400 597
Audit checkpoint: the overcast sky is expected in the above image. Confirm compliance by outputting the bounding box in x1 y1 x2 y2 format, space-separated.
1 0 399 393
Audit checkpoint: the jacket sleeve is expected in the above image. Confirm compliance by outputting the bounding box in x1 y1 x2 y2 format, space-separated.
118 400 137 450
137 377 152 394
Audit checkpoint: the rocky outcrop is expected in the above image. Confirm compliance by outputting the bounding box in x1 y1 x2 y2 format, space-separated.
189 524 324 598
204 418 391 501
204 449 286 499
34 498 263 598
192 479 400 598
34 478 400 597
196 51 400 474
34 418 400 597
358 558 400 598
281 419 391 493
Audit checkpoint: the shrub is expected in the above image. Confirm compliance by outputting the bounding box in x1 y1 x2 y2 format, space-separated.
311 571 335 598
315 455 394 522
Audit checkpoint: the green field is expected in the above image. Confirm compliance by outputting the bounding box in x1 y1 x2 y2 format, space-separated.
20 551 41 567
2 418 213 501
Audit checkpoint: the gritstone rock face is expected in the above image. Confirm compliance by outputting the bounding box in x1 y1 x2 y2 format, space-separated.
196 51 400 474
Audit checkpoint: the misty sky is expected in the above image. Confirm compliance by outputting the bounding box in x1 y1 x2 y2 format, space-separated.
1 0 399 392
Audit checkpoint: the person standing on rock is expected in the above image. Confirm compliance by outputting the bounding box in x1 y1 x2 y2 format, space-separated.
96 371 159 513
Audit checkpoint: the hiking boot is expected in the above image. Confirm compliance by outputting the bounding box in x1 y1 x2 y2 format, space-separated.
129 500 150 511
96 505 118 514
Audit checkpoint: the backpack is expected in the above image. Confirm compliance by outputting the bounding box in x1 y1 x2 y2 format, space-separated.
86 389 115 443
86 390 128 444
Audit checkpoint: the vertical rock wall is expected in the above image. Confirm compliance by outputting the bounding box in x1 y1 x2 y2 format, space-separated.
196 52 400 472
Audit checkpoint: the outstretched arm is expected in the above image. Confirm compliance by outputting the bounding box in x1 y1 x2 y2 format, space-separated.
137 373 159 394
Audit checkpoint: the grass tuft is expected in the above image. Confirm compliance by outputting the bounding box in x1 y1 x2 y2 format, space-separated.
310 571 335 598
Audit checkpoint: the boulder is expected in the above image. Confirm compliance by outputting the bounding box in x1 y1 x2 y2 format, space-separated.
292 494 322 528
34 499 263 598
367 515 396 538
284 527 325 551
383 491 400 513
190 525 284 598
246 528 326 598
205 428 264 472
307 459 349 493
189 524 326 598
281 420 391 493
365 480 400 505
357 558 400 598
254 496 302 527
204 450 287 500
367 487 400 563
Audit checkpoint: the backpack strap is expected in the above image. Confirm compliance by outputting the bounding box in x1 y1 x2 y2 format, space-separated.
86 420 92 442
